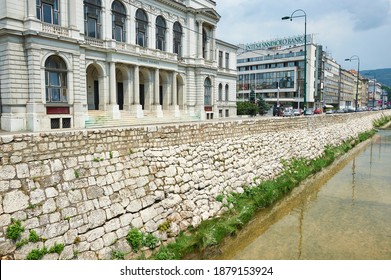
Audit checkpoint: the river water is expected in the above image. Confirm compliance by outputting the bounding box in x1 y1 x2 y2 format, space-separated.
214 130 391 260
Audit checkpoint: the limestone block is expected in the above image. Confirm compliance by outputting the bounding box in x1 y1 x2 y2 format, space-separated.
77 251 98 260
161 194 182 209
56 194 70 209
0 165 16 180
85 227 105 242
60 245 75 260
0 181 10 192
88 209 106 228
140 206 158 223
45 187 59 198
102 232 117 246
63 169 76 181
119 213 134 227
50 159 64 172
130 217 143 228
49 212 61 224
106 203 125 220
0 214 11 228
104 218 121 233
136 176 149 188
15 163 29 178
144 220 158 233
91 238 104 251
42 221 69 239
3 190 29 213
141 195 155 208
30 188 45 205
86 186 104 200
77 200 94 214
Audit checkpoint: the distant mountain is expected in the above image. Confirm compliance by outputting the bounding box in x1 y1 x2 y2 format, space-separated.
361 68 391 87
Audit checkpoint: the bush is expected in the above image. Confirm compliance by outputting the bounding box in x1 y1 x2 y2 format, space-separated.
237 102 258 116
6 220 25 241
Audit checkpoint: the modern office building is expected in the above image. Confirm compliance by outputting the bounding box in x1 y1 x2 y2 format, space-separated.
367 79 383 108
0 0 238 132
320 52 341 108
339 69 355 110
237 35 318 110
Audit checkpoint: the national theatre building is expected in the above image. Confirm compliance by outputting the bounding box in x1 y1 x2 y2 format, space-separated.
0 0 238 132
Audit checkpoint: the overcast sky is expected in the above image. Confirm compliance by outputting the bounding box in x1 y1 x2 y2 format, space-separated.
215 0 391 71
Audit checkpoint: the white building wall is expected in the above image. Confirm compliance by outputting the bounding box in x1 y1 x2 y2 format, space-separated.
0 0 237 132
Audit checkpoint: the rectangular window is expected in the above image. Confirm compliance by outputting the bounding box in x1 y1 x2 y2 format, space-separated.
62 118 71 128
43 3 53 23
219 51 223 68
225 53 229 69
51 118 60 129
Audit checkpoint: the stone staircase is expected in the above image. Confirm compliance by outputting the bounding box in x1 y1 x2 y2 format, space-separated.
85 110 200 128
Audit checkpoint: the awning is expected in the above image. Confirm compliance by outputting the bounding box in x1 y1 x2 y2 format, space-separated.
324 104 334 108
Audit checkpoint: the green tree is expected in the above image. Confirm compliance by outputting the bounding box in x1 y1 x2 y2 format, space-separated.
236 102 258 116
257 96 270 115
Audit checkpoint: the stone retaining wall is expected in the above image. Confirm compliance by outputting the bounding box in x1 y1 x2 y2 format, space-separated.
1 111 390 259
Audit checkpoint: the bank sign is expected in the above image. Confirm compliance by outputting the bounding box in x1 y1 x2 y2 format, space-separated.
245 35 313 51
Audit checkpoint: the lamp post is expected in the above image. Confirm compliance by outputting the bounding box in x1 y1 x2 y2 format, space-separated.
282 9 307 114
345 55 360 112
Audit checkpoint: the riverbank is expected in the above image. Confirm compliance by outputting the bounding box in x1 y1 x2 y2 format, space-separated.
149 130 376 260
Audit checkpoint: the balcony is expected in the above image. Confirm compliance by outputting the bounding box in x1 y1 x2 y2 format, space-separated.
41 23 69 37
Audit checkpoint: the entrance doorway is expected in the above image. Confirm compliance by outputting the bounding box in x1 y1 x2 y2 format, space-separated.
93 80 99 110
117 82 124 110
140 84 145 109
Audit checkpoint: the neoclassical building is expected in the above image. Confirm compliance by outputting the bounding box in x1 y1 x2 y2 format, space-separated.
0 0 238 131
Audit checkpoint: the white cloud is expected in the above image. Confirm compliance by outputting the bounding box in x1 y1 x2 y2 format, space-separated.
215 0 391 69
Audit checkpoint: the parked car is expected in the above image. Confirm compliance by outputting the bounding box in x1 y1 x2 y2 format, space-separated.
335 109 345 114
273 105 284 116
292 109 303 116
304 108 314 115
314 108 322 114
283 108 293 117
326 109 334 114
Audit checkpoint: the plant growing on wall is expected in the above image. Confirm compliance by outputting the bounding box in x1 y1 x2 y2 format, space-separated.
6 219 25 241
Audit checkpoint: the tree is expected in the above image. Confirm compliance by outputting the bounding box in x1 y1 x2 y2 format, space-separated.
257 96 270 115
236 102 258 116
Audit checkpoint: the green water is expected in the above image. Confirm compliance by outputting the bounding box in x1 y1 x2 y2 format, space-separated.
215 131 391 260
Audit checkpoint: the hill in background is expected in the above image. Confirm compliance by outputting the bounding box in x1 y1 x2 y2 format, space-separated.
361 68 391 87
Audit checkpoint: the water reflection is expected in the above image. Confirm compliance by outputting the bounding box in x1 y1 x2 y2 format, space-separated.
214 131 391 260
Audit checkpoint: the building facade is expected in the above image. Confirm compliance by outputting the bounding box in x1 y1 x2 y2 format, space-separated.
0 0 238 132
367 79 383 108
237 35 318 110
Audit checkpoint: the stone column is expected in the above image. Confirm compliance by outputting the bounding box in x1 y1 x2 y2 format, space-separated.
108 62 120 119
172 72 180 117
153 68 163 117
27 0 36 19
25 0 41 31
68 0 77 29
211 26 216 61
131 65 143 118
197 20 203 59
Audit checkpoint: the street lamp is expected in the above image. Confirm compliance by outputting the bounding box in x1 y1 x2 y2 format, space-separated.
282 9 307 114
345 55 360 112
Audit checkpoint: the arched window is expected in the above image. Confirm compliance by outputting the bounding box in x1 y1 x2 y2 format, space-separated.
84 0 101 38
37 0 60 25
156 16 166 51
225 84 229 101
112 1 126 42
136 9 148 47
173 22 183 57
218 84 223 101
45 56 67 103
204 78 212 105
